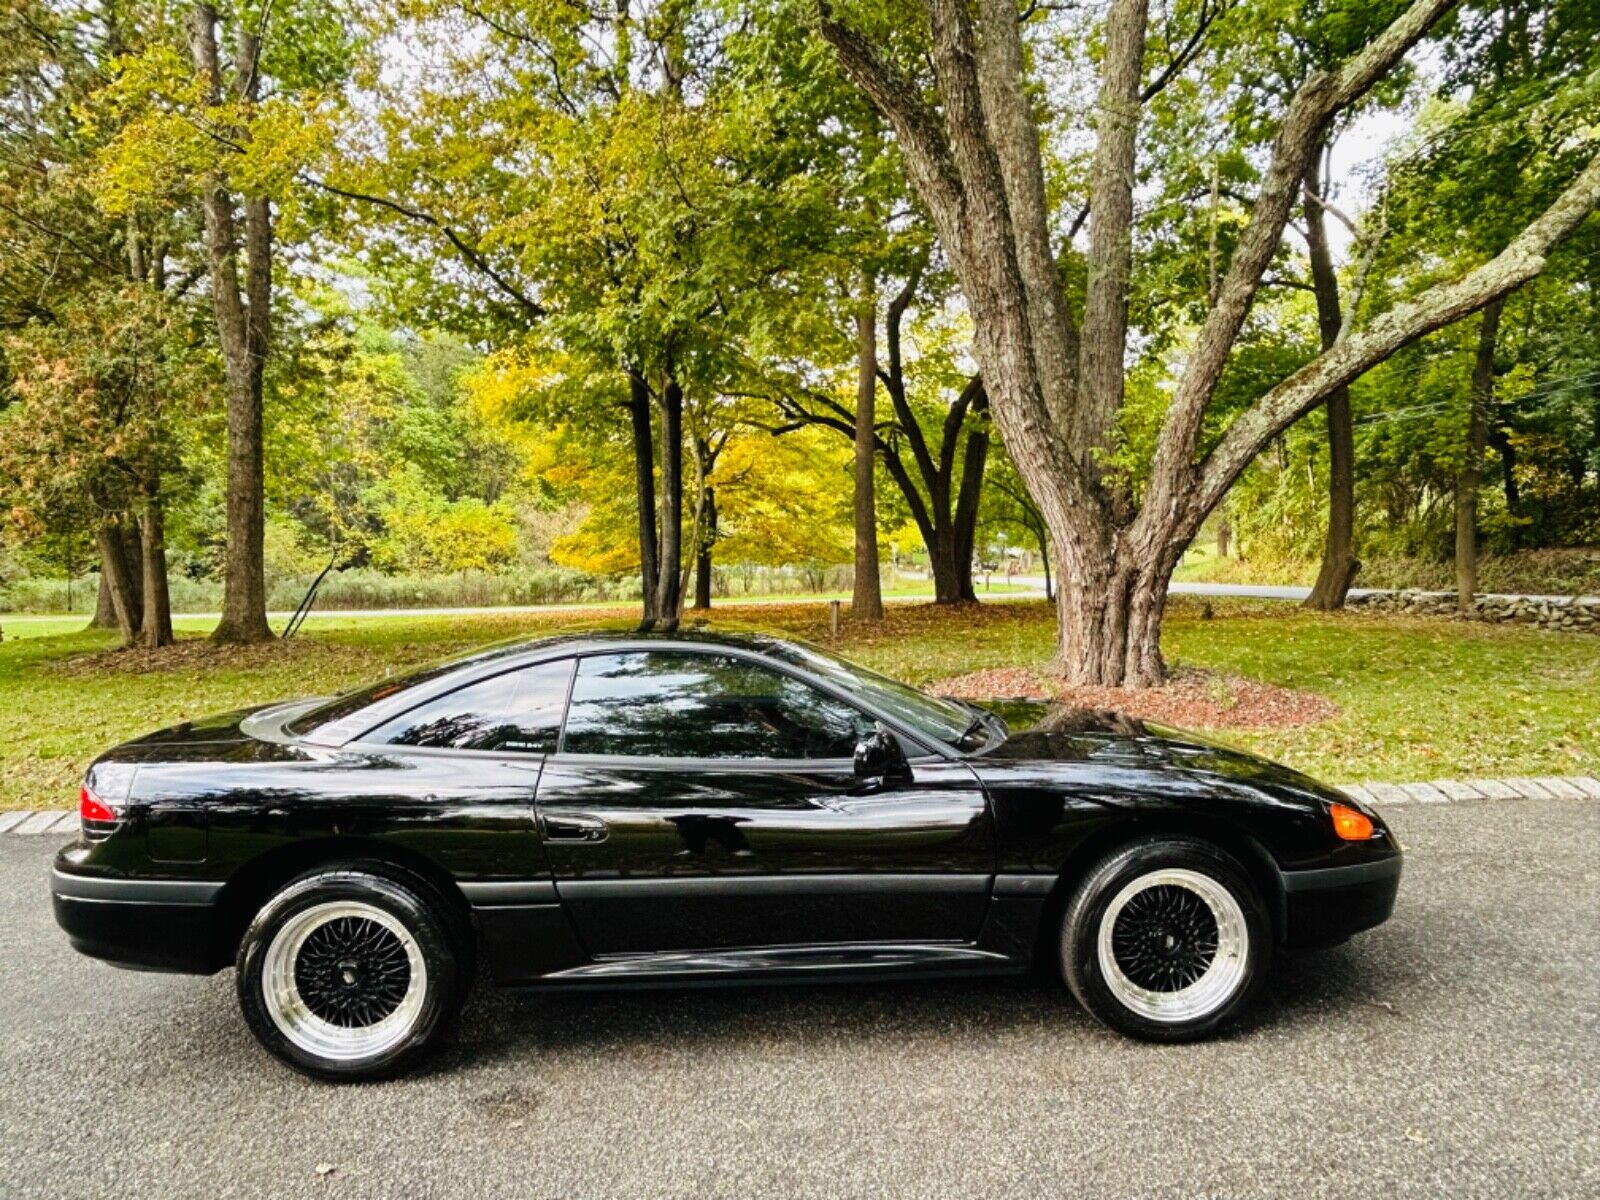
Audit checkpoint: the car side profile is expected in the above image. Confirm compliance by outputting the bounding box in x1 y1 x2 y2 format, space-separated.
52 629 1401 1080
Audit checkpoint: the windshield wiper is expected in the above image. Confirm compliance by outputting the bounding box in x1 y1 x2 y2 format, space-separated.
948 699 1005 749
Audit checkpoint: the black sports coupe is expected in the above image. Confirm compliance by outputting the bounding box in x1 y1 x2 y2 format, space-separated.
53 629 1401 1080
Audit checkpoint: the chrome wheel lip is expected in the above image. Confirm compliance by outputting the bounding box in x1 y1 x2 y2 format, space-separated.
262 900 427 1063
1096 868 1248 1024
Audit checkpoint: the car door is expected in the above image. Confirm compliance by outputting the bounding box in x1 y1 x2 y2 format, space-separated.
534 648 994 956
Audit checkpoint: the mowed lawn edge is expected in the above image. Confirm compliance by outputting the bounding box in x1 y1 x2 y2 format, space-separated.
2 598 1595 810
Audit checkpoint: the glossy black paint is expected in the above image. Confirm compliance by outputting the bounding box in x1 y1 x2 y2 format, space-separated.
52 630 1401 989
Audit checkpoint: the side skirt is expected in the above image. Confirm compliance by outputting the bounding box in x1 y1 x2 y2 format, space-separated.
525 940 1027 991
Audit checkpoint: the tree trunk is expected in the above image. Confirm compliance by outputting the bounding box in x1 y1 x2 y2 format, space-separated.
928 529 969 604
654 378 684 625
628 372 659 621
1051 539 1175 688
852 284 885 620
94 521 141 646
137 486 174 649
192 3 272 644
1304 387 1359 608
693 487 715 610
1456 296 1504 609
1303 148 1359 610
91 521 143 634
91 570 118 629
949 399 989 603
1215 518 1231 560
1488 419 1520 545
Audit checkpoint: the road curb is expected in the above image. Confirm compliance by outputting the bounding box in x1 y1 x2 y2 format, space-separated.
5 774 1596 836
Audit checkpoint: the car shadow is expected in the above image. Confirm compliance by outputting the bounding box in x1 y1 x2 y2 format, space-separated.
420 926 1428 1076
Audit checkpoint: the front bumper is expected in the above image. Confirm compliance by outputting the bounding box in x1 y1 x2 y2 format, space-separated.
52 856 224 974
1280 853 1402 947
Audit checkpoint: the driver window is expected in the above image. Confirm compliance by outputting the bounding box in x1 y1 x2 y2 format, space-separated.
561 651 875 760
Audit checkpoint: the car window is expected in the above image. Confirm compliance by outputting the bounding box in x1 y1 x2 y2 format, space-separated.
362 659 575 753
761 638 983 748
561 651 875 760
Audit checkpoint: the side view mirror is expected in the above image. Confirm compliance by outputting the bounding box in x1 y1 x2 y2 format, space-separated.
853 724 909 783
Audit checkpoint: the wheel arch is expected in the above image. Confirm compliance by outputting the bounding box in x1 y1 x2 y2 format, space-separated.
211 837 476 972
1031 813 1287 968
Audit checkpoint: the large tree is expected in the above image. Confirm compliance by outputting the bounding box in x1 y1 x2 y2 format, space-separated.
0 0 212 641
95 0 360 642
815 0 1600 684
333 0 832 625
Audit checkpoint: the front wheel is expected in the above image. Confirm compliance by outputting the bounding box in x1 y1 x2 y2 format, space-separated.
237 867 460 1081
1060 837 1269 1041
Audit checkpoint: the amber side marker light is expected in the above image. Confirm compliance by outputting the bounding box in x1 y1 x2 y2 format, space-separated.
1329 802 1375 841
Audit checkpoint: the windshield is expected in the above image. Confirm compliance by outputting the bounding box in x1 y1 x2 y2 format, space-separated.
763 638 990 749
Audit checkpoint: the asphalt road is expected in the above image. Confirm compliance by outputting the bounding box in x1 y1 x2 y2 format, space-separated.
3 796 1596 1200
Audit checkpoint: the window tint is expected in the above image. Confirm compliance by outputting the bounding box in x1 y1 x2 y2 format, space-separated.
763 638 980 747
562 652 874 760
284 640 541 741
364 659 575 753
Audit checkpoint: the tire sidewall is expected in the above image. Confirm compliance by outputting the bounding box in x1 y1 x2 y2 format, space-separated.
1062 837 1270 1042
237 869 458 1081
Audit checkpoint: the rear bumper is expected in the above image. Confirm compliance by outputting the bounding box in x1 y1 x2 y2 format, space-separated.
1280 854 1402 948
51 863 224 974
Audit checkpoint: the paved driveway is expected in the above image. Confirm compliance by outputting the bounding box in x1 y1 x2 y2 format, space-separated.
3 795 1596 1199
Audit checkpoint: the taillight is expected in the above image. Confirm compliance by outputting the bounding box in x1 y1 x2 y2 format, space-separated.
80 784 121 841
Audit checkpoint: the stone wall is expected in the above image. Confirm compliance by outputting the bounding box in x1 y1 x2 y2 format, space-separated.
1345 589 1600 633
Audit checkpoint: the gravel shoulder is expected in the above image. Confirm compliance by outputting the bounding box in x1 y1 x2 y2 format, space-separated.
2 797 1596 1199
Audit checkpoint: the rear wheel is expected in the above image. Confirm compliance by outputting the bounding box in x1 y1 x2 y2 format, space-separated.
1060 837 1269 1041
237 867 460 1081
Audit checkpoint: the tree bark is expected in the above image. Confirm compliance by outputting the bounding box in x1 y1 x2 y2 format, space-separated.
1456 295 1504 610
950 392 989 600
191 2 272 644
1077 0 1148 474
628 371 659 621
654 377 684 625
91 569 118 629
91 522 143 633
928 529 968 605
1303 148 1359 610
137 485 174 649
693 486 715 610
852 281 885 620
94 521 141 646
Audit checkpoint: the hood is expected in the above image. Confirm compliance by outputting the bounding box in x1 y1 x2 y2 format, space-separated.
971 699 1343 802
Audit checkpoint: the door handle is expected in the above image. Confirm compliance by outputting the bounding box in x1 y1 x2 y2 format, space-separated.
543 814 609 843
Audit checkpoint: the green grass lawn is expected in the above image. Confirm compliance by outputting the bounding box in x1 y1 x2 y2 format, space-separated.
2 598 1594 810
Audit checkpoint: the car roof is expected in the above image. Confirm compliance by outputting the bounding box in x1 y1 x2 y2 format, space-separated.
445 623 800 668
284 623 880 751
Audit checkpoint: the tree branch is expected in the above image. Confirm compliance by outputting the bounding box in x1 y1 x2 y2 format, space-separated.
813 3 965 238
1140 0 1458 539
973 0 1079 427
304 174 546 321
1139 0 1225 103
1077 0 1149 461
1192 147 1600 528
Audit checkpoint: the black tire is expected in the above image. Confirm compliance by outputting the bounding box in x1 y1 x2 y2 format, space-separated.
237 865 462 1081
1059 836 1270 1042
